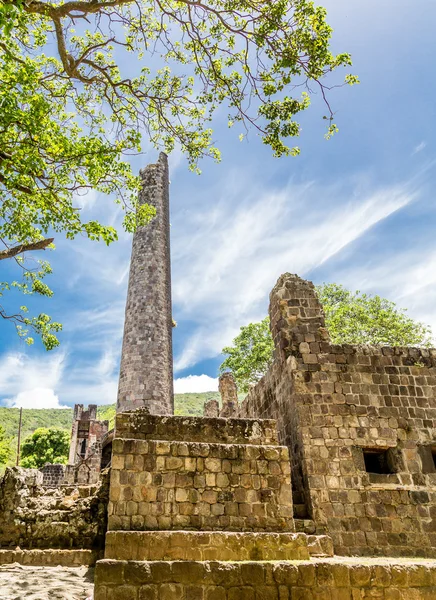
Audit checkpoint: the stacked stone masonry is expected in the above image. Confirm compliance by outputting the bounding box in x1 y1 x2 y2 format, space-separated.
65 403 109 485
0 467 109 549
103 530 334 561
238 273 436 557
108 412 294 532
117 152 174 414
219 373 239 418
114 412 278 445
40 463 66 488
204 399 219 418
95 558 436 599
0 549 98 566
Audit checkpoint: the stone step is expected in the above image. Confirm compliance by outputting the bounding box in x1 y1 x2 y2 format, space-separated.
94 557 436 600
104 531 311 561
306 535 334 557
0 549 98 567
115 412 278 445
294 518 316 534
293 503 309 519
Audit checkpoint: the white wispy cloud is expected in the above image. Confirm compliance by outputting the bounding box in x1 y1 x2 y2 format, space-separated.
7 388 68 410
0 351 68 409
330 250 436 338
174 374 218 394
412 141 427 156
0 345 120 408
172 173 416 371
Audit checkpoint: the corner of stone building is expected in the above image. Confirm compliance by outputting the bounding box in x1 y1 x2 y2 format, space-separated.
269 273 329 363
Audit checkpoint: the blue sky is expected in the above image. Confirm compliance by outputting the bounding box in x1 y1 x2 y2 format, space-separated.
1 0 436 408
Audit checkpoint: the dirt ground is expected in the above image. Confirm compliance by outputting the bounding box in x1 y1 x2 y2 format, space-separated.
0 564 94 600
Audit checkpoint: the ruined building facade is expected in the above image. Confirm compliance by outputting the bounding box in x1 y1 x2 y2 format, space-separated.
238 273 436 557
64 404 109 485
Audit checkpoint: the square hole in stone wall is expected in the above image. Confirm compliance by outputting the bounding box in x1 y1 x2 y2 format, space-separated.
363 449 396 475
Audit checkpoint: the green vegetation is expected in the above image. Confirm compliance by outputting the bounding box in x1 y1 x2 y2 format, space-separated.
220 317 275 394
318 283 433 347
20 427 70 468
0 407 73 442
0 425 13 465
0 0 356 347
174 393 220 417
220 283 433 392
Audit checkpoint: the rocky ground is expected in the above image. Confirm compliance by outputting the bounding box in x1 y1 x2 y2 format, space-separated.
0 564 94 600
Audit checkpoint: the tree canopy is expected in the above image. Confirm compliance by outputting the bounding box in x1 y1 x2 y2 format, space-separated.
20 427 70 468
220 283 433 393
0 425 12 466
318 283 433 347
220 317 274 394
0 0 357 347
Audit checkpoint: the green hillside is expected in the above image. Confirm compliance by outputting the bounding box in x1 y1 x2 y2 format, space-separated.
0 392 221 465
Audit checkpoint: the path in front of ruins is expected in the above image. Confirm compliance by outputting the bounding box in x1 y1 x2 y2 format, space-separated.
0 564 93 600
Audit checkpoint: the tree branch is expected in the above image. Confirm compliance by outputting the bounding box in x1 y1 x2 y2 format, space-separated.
0 238 54 261
0 172 33 195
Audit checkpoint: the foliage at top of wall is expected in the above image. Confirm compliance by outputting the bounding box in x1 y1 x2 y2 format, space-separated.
318 283 433 347
220 283 434 393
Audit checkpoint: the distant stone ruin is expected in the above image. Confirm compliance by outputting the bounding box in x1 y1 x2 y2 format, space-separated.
64 403 109 485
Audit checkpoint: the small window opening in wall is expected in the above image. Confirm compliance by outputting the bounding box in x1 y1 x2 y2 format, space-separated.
432 449 436 470
80 439 87 458
363 449 395 475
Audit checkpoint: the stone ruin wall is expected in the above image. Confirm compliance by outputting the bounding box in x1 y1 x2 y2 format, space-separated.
0 467 109 550
64 403 109 486
108 412 293 533
96 412 436 600
219 372 239 418
40 463 66 488
204 398 219 417
239 273 436 557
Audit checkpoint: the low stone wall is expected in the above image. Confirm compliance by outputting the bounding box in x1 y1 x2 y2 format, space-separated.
0 548 99 566
109 437 293 532
0 467 109 549
94 558 436 599
115 411 278 445
108 414 293 533
40 463 66 487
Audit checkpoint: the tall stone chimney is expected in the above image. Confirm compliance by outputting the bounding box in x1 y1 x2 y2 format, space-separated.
117 153 174 414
